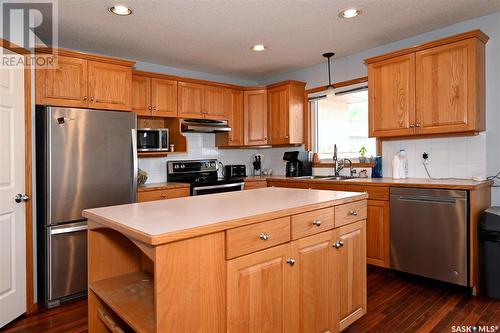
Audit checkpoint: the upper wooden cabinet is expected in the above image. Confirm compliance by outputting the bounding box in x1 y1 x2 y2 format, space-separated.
36 55 88 108
216 89 244 147
366 30 488 138
177 81 228 120
36 51 134 111
267 81 305 145
178 82 204 118
368 54 415 138
132 72 178 117
244 89 268 145
88 61 132 111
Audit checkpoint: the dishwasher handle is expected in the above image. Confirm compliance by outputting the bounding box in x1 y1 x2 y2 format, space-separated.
397 195 459 204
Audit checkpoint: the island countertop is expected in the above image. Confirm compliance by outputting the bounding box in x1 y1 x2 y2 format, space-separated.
83 187 367 245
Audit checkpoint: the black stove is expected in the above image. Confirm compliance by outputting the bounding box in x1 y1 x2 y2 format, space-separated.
167 159 244 196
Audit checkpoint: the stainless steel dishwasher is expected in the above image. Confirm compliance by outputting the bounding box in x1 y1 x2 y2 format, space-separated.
390 187 468 286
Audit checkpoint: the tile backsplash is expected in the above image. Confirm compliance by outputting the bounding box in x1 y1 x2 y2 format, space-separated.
138 133 305 183
381 133 487 179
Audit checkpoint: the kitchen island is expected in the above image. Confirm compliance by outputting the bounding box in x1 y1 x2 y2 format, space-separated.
83 187 368 333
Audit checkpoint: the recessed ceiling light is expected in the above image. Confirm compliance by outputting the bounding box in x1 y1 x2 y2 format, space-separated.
109 5 132 16
251 44 267 52
339 8 361 19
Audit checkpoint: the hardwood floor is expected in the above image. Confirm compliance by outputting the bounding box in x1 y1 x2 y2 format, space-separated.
2 268 499 333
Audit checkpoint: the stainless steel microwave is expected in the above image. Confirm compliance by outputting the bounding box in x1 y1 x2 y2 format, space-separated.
137 128 169 152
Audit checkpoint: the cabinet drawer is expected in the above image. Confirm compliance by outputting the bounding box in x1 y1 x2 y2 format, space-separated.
335 200 367 228
137 187 190 202
291 207 334 240
345 185 389 201
226 217 290 259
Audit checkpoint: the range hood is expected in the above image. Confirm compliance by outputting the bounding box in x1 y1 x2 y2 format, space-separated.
180 119 231 133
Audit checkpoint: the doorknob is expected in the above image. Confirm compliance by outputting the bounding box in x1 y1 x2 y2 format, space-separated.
15 194 29 203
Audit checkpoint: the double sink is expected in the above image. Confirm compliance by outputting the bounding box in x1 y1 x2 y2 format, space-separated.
293 175 355 181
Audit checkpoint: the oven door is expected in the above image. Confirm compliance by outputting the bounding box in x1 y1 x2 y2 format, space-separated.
192 182 244 196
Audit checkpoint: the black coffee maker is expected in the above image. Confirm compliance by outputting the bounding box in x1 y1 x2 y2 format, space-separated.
283 151 302 177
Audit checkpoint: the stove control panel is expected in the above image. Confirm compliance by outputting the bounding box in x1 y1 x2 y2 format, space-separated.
167 159 218 174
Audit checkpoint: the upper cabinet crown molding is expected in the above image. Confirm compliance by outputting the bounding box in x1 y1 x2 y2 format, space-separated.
36 47 136 67
364 29 489 65
366 29 488 138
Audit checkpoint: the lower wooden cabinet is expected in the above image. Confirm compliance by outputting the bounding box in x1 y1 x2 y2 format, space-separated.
366 199 390 267
334 221 367 331
227 243 294 333
226 220 367 333
137 187 189 202
243 179 267 190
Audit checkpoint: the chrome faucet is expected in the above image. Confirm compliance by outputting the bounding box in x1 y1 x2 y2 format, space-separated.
333 144 353 177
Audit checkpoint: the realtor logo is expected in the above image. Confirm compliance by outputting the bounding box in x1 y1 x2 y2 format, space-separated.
1 0 58 68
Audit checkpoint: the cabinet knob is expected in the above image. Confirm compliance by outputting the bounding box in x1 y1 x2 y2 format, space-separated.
259 233 270 241
153 106 157 111
148 106 152 111
409 124 415 128
286 258 295 266
415 123 421 128
90 97 94 101
349 210 358 216
312 219 321 227
333 241 344 249
160 194 167 198
83 96 88 101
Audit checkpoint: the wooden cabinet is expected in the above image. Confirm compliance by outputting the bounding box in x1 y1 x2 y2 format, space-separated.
365 199 390 267
131 75 151 116
333 220 367 331
368 54 415 138
243 179 267 190
88 61 131 111
267 81 305 145
137 187 189 202
291 231 336 333
36 52 134 111
415 39 485 134
132 73 178 117
36 55 88 108
178 81 228 120
244 89 268 145
178 81 204 118
227 244 294 333
216 89 244 146
366 30 487 138
203 85 226 119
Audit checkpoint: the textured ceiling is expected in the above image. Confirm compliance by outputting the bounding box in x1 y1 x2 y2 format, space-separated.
55 0 500 81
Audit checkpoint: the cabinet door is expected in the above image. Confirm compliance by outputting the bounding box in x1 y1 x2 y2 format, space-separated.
227 243 294 333
152 78 177 117
36 55 88 107
291 231 337 333
368 54 415 137
225 89 244 146
204 85 226 120
366 200 390 267
416 39 478 134
131 75 151 116
333 220 366 331
244 89 267 145
88 61 132 111
178 82 204 118
268 86 289 145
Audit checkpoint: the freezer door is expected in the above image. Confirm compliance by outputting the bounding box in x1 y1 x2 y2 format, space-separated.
46 107 136 224
47 222 88 302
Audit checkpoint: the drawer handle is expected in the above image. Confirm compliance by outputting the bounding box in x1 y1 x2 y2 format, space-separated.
333 241 344 249
161 194 167 198
259 233 270 241
349 210 358 216
312 219 321 227
286 258 295 266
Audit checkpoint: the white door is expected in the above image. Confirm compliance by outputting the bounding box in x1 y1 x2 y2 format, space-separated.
0 47 27 327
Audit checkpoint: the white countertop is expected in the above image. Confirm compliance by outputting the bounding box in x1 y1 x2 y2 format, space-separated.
83 187 367 245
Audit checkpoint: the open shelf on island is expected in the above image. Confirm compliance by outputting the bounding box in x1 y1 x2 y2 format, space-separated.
90 271 155 333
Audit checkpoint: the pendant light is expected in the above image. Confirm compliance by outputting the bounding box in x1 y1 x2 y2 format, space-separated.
323 52 335 96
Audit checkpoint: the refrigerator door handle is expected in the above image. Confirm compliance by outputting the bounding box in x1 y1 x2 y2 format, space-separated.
50 224 87 235
131 128 138 202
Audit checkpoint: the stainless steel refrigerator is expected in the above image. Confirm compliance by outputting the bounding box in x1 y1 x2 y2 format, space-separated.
36 106 137 308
